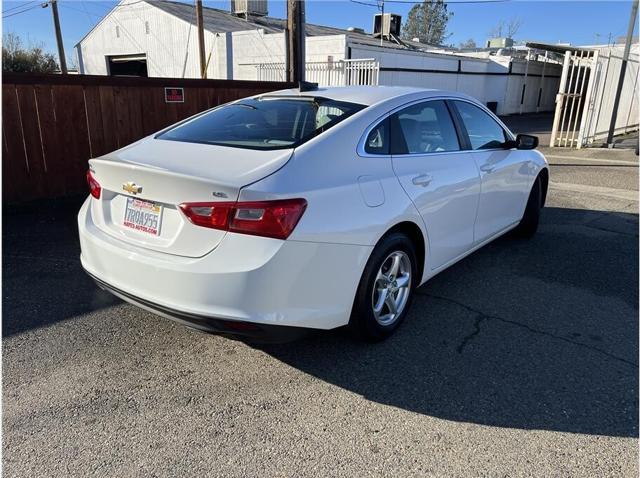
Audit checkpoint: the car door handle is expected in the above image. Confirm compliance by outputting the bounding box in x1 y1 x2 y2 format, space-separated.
412 174 433 186
480 164 495 173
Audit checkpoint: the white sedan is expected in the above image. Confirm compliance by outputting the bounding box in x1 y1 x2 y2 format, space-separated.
79 86 548 342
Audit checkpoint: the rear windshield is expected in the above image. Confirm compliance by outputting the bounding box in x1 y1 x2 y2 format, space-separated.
157 96 365 150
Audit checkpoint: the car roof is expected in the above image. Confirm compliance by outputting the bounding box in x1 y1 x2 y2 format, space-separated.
260 86 474 107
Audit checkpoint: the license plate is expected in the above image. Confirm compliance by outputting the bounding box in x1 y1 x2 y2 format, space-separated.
123 197 162 236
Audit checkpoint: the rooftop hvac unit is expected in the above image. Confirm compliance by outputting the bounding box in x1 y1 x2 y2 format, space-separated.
485 37 514 49
373 13 401 39
231 0 268 17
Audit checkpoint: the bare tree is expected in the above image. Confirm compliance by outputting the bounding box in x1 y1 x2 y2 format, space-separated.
459 38 477 49
68 52 78 71
505 17 523 38
488 17 523 39
488 20 504 38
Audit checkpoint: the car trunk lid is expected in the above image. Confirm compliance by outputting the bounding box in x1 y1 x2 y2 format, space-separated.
88 138 293 258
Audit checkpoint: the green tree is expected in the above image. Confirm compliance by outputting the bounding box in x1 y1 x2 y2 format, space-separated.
401 0 453 45
2 33 58 73
459 38 477 49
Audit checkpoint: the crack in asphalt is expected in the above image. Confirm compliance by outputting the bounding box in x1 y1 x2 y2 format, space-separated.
581 224 639 237
579 208 639 237
456 314 486 354
416 291 638 368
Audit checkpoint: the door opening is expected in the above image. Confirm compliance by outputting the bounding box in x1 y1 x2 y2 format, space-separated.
107 54 148 77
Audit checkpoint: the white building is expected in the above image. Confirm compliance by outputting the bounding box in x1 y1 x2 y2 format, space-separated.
76 0 563 115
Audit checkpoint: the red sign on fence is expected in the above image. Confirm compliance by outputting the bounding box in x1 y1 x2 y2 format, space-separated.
164 87 184 103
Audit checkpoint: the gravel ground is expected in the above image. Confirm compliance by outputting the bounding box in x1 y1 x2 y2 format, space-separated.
3 147 638 477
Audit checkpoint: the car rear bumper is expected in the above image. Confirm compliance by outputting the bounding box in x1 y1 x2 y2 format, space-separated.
78 198 372 333
87 271 309 342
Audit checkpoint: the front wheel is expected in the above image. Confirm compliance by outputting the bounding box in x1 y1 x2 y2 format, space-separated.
349 233 418 341
513 176 542 238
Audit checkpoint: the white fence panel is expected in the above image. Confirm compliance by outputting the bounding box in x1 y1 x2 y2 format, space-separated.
581 47 639 146
247 59 379 86
552 46 640 148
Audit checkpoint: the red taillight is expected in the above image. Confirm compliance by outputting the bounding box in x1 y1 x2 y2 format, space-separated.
179 198 307 240
86 170 101 199
230 199 308 239
179 202 233 229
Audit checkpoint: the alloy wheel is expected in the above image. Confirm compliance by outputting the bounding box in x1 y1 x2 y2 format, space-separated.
371 250 412 326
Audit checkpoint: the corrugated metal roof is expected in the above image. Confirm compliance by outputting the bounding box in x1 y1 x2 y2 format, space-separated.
151 0 438 51
525 42 595 55
152 0 281 34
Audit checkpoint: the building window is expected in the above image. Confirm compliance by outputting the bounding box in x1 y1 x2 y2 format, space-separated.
116 25 120 38
145 21 150 34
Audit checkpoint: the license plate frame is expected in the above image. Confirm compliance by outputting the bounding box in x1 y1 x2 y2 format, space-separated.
123 197 163 236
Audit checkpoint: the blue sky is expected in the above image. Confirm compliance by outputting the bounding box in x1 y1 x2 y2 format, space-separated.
2 0 637 66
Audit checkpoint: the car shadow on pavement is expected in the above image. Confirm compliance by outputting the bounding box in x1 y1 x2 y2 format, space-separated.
260 207 639 438
2 197 119 337
3 201 638 438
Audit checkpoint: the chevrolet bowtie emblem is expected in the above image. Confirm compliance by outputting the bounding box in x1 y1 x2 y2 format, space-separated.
123 182 143 195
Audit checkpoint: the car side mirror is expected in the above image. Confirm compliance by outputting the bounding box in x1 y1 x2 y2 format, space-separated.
515 134 538 150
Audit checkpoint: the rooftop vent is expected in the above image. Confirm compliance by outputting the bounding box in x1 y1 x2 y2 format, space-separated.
373 13 401 39
347 27 365 34
231 0 268 17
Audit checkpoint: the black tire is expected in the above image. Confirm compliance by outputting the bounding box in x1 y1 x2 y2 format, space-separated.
349 232 418 341
513 176 542 238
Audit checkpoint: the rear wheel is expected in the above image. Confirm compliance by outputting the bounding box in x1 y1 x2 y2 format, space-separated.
513 176 542 238
350 233 417 341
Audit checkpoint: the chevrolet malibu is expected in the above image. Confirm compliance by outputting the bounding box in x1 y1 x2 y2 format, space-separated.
79 86 548 342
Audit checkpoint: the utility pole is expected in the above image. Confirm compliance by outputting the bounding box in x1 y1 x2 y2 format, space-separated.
606 0 638 147
50 0 67 74
195 0 207 79
379 0 384 46
286 0 305 84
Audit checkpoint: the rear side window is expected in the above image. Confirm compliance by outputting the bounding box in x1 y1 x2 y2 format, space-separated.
158 97 365 150
391 100 460 154
364 118 389 155
453 101 507 150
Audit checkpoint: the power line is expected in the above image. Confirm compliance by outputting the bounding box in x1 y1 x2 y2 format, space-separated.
108 0 148 8
2 2 46 19
2 0 38 14
386 0 509 3
351 0 508 5
60 3 103 18
350 0 380 6
79 0 97 22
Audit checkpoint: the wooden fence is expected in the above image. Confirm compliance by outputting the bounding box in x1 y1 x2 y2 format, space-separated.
2 74 293 203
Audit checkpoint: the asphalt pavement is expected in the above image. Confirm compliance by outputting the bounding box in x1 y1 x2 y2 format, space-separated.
3 146 638 477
